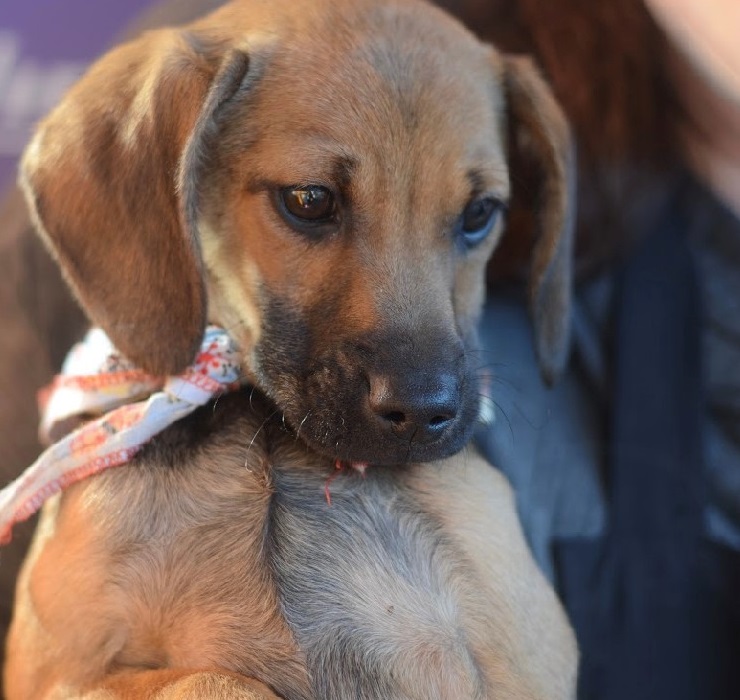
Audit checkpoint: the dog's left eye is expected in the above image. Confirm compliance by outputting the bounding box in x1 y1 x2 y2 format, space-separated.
458 197 503 247
280 185 336 224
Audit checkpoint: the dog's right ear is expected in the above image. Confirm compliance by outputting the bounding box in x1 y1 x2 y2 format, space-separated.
503 56 576 385
20 30 252 375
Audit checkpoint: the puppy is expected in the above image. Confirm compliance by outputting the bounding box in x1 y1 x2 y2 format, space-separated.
5 0 577 697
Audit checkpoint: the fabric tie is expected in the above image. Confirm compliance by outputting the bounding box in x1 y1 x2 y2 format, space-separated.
0 327 242 545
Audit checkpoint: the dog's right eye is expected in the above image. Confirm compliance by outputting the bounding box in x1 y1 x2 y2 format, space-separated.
279 185 336 225
457 196 504 248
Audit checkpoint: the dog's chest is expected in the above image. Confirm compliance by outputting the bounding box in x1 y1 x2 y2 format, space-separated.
83 463 485 698
267 465 488 699
43 398 488 700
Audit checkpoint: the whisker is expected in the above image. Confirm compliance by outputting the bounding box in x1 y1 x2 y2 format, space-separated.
509 400 543 430
405 427 417 463
244 409 280 470
296 411 311 441
490 398 515 444
474 371 519 392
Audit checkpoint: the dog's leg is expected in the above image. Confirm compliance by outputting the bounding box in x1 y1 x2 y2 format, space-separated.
9 668 281 700
83 669 282 699
3 498 288 700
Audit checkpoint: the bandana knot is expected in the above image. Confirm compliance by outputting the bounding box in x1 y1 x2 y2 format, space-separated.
0 327 242 545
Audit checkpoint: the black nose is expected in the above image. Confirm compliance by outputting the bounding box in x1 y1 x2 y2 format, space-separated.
367 373 459 443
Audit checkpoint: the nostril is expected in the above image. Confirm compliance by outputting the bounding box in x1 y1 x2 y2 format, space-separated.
429 414 451 427
366 371 460 442
383 410 406 425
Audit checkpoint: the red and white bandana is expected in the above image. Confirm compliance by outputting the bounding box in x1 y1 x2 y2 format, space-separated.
0 327 242 545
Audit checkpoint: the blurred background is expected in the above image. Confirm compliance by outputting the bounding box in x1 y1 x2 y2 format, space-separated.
1 1 739 699
0 1 155 190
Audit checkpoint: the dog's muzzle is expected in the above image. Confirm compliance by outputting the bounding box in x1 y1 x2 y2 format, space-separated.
282 333 482 466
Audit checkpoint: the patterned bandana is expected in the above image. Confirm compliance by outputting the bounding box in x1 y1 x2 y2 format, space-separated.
0 327 242 545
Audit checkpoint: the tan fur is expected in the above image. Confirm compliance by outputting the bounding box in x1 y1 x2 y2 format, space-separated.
6 0 577 697
7 404 576 699
6 422 307 700
412 456 577 700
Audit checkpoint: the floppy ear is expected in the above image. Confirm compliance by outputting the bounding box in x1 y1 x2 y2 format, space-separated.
20 30 251 375
504 56 576 385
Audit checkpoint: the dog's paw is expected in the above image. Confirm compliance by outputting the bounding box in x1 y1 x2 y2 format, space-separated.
77 670 282 700
163 673 282 700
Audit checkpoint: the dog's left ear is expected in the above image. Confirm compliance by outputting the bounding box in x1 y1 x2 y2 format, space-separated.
504 56 576 385
19 31 254 376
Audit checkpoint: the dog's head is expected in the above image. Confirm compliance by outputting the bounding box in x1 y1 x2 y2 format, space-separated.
20 0 573 466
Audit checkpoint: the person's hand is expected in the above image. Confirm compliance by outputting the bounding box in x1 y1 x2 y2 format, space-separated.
645 0 740 217
645 0 740 102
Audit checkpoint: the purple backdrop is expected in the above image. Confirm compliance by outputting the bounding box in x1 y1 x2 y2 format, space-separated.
0 0 156 191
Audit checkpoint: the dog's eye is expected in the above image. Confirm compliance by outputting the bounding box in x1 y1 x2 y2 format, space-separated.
458 197 503 247
280 185 336 223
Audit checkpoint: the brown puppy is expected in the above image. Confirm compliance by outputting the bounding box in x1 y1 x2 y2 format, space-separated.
5 0 577 697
